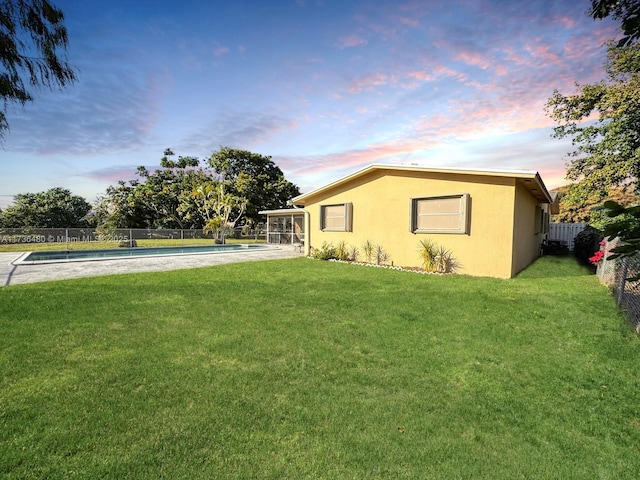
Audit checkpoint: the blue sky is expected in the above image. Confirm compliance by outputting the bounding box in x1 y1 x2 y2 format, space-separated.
0 0 619 209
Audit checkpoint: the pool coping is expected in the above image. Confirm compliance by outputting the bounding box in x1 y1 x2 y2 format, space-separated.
1 245 303 286
13 243 273 265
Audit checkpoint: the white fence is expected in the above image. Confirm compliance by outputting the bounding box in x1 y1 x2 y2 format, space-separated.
548 223 586 251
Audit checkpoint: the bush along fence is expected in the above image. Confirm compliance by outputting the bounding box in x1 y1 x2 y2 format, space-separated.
596 238 640 331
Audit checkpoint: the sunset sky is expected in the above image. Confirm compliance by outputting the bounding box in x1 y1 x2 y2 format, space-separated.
0 0 620 209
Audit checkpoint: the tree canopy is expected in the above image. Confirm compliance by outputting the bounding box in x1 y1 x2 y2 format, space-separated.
208 147 300 225
0 187 91 228
546 42 640 211
93 149 215 229
551 185 639 224
95 148 299 230
590 0 640 47
186 182 247 241
0 0 77 139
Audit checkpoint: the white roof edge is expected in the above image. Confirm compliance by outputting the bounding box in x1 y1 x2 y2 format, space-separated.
368 163 539 176
258 208 305 215
291 163 548 203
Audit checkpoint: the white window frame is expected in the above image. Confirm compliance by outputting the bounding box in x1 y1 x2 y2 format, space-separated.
411 194 470 235
320 203 353 232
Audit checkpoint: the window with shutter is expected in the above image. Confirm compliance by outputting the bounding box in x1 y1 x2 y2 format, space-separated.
320 203 353 232
411 194 469 234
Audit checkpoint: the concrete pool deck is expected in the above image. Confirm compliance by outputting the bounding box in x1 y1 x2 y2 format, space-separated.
0 245 304 286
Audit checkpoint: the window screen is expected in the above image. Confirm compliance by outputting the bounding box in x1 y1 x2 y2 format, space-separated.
411 194 469 234
321 203 353 232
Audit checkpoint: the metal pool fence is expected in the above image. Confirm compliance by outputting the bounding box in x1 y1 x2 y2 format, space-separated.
596 238 640 331
0 227 266 250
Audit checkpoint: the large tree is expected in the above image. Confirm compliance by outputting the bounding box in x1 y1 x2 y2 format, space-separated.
0 0 77 139
551 185 639 223
0 187 90 227
208 147 300 225
545 42 640 211
547 1 640 261
94 149 218 229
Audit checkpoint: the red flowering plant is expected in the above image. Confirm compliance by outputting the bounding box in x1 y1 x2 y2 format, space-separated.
589 241 607 266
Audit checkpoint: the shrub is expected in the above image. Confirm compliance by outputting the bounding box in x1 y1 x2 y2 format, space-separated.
310 242 339 260
418 239 459 273
435 245 460 273
335 241 350 261
375 245 391 265
573 226 604 267
418 239 439 272
362 240 375 263
312 240 387 265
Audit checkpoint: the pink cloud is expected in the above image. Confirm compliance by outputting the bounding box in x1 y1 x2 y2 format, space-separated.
502 46 530 66
278 137 439 178
401 64 466 90
214 45 230 57
398 16 419 28
493 64 508 76
348 71 395 93
450 49 508 77
336 34 368 49
407 69 436 82
538 163 570 190
454 50 492 70
366 22 397 39
525 43 562 65
552 16 578 29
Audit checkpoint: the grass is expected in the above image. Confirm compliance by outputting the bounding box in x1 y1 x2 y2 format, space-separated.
0 237 265 252
1 256 640 479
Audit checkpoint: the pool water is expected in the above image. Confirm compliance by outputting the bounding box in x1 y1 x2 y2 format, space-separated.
21 244 268 263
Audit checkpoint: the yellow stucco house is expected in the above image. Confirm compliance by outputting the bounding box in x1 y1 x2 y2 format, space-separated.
288 164 552 278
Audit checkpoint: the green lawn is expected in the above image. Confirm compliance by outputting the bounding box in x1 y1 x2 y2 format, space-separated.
1 256 639 479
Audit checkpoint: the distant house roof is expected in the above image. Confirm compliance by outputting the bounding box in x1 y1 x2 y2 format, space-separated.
291 164 553 204
549 190 561 215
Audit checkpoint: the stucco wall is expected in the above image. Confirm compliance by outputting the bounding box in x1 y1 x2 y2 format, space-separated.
511 182 545 277
301 169 525 278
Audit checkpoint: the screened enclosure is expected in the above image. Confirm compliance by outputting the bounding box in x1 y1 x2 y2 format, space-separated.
260 209 305 245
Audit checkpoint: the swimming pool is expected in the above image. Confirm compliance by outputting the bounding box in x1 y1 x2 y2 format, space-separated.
18 243 270 263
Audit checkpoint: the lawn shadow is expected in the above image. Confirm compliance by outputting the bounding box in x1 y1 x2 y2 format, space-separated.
516 255 595 280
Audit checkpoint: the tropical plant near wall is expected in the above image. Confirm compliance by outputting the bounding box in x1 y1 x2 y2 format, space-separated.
418 239 459 274
362 240 375 264
375 245 391 265
347 245 360 262
310 242 339 260
335 241 349 261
